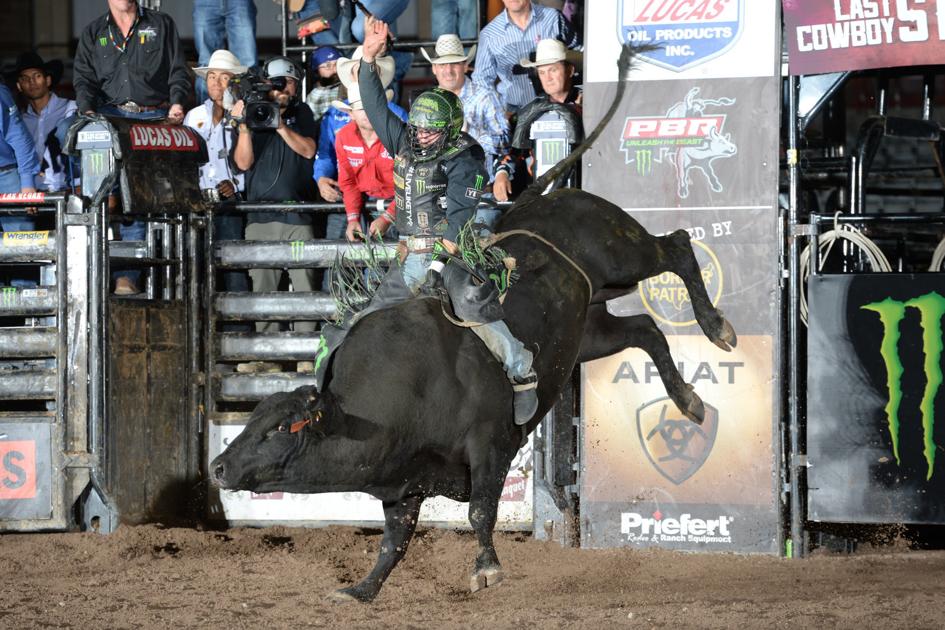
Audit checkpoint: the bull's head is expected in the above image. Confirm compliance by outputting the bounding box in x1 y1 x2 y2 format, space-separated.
210 385 329 493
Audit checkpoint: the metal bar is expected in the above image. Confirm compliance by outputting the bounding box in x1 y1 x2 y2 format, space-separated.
0 235 56 261
284 38 480 54
0 287 57 316
810 212 945 226
216 239 397 268
0 328 57 357
0 369 56 399
219 372 319 401
89 199 108 493
214 291 336 321
787 74 805 558
218 331 323 361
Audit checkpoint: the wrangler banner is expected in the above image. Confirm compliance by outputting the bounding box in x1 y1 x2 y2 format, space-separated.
808 274 945 523
784 0 945 75
580 1 780 553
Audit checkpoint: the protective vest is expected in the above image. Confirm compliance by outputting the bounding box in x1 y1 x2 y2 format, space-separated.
392 132 479 237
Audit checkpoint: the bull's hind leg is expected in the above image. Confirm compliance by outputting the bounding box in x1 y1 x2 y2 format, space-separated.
467 450 514 593
653 229 737 351
330 495 422 603
579 305 705 424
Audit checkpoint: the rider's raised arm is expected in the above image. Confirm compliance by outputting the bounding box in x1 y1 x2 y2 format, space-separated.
358 59 406 158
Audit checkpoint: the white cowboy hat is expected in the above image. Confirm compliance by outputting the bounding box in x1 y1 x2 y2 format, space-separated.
420 34 476 65
331 83 394 112
336 46 396 89
519 39 582 68
194 49 248 79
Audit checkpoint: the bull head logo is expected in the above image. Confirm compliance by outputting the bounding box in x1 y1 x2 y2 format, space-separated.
636 397 718 485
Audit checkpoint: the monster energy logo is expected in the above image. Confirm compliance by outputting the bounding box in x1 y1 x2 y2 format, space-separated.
313 335 329 374
538 139 566 166
1 287 17 307
415 180 426 195
290 240 305 262
474 174 484 191
862 292 945 480
99 37 108 46
84 150 109 176
635 150 653 176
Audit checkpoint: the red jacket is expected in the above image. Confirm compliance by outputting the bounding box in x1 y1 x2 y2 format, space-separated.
335 121 396 224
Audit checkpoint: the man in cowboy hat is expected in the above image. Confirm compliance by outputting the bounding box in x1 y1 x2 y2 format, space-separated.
357 16 540 425
422 33 509 232
472 0 580 111
12 51 77 193
493 38 583 202
331 83 397 243
184 50 250 296
313 47 405 270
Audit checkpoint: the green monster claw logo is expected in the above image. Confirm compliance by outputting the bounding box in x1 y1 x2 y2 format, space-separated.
313 334 329 374
99 37 108 46
862 292 945 480
415 180 426 195
474 174 484 191
1 287 16 307
539 139 566 166
290 240 304 262
636 149 653 176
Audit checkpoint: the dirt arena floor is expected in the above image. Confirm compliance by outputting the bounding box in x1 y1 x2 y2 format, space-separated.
2 524 945 629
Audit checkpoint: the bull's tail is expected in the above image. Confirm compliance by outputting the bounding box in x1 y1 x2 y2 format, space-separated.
520 43 659 201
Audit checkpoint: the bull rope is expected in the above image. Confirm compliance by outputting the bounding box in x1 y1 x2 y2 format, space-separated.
437 229 594 328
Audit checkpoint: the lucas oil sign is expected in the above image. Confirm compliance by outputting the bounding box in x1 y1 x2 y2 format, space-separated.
619 0 743 71
129 124 200 152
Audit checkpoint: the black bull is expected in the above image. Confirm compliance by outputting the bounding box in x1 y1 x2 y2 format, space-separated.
210 46 737 603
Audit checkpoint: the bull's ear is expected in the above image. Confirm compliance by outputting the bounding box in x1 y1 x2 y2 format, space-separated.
294 385 319 403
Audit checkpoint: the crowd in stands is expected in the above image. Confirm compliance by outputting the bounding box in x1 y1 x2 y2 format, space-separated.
0 0 584 312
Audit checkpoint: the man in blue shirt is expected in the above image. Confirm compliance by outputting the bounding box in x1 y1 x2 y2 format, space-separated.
0 82 40 224
472 0 580 111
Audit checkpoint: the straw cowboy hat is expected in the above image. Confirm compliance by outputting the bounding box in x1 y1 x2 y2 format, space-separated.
336 46 396 89
331 83 394 112
194 49 248 79
420 34 476 65
519 39 582 68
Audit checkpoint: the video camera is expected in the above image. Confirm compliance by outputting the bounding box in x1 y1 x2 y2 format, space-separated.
231 67 286 130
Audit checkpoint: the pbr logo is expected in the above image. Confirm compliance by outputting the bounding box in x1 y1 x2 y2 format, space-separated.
636 396 718 485
618 0 744 72
640 238 723 327
861 292 945 480
621 88 737 198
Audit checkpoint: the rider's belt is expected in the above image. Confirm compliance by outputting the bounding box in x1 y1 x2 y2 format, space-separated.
116 101 168 113
401 235 438 253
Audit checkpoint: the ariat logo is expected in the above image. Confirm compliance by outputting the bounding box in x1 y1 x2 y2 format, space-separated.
1 287 17 307
639 239 723 327
862 292 945 480
290 240 305 262
637 396 718 484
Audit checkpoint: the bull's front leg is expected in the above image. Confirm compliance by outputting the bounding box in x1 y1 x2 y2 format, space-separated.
330 495 422 603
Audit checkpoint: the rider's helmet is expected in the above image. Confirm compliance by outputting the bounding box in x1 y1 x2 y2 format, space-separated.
406 88 464 161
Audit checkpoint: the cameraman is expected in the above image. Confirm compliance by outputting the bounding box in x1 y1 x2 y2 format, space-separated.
232 57 320 339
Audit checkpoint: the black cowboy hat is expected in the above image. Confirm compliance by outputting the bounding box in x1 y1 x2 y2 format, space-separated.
8 51 64 87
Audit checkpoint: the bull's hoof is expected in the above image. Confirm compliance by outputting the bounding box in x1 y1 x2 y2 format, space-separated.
711 316 737 352
328 586 374 604
470 567 505 593
679 387 705 425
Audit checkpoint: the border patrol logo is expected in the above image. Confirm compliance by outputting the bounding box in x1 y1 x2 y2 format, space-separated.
637 396 718 485
640 238 723 328
618 0 744 72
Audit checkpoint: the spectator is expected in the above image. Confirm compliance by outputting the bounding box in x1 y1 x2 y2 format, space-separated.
472 0 580 111
305 45 343 122
184 49 249 296
359 16 539 424
313 47 404 288
332 83 397 243
74 0 191 295
192 0 258 104
232 57 320 348
422 34 508 232
493 38 583 202
12 52 76 194
0 81 40 287
432 0 479 40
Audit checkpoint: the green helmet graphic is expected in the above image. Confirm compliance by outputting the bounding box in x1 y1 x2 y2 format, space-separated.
406 88 464 161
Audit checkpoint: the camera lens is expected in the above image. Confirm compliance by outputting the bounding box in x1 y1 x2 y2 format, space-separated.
249 103 274 126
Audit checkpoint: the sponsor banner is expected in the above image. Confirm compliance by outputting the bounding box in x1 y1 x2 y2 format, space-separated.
581 337 778 551
2 231 49 247
586 0 778 83
129 124 200 152
0 192 45 205
583 78 779 208
0 423 53 521
784 0 945 75
808 274 945 523
207 424 534 528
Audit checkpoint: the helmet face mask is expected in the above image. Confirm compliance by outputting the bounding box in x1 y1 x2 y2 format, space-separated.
406 88 464 161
